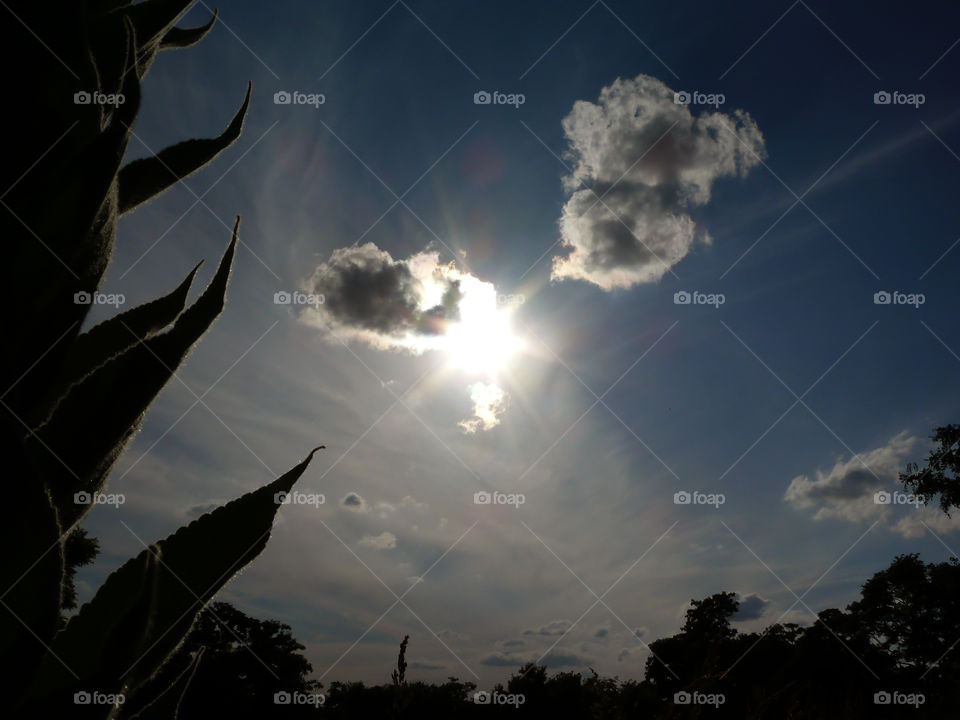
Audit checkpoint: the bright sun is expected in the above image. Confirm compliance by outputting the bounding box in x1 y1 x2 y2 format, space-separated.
445 306 522 375
412 260 523 376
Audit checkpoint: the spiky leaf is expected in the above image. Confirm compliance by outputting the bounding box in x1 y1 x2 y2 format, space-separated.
26 448 323 712
28 221 238 529
117 83 251 214
161 9 218 48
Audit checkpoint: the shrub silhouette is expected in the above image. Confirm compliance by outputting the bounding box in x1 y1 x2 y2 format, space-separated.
0 2 321 717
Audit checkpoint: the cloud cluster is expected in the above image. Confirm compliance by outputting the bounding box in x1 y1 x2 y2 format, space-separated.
552 74 766 289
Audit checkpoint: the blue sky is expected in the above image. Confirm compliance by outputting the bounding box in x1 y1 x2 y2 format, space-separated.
79 0 960 687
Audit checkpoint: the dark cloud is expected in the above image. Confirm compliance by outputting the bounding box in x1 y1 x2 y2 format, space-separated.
593 627 609 639
340 492 368 512
733 593 770 621
308 244 421 335
304 244 469 349
552 73 766 289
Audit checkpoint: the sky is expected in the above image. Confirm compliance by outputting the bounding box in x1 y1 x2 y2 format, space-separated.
77 0 960 689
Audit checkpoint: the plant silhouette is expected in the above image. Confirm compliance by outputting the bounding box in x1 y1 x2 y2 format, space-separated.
1 2 321 717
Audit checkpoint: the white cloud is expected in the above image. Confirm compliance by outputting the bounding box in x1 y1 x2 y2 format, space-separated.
458 381 508 433
782 431 960 538
358 531 397 550
893 505 960 538
551 73 766 289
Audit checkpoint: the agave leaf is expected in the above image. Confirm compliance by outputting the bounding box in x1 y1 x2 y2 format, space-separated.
117 82 251 214
28 221 239 529
27 449 322 709
127 647 204 720
161 9 218 48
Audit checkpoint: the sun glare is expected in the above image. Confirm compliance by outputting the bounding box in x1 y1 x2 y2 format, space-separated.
445 306 522 374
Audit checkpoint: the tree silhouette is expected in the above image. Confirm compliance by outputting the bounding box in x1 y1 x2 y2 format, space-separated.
901 424 960 515
129 602 323 719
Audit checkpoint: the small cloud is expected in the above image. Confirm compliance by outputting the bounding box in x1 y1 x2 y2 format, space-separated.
593 627 609 639
185 501 221 518
458 381 508 433
480 653 523 667
359 531 397 550
733 593 770 621
400 495 429 512
501 639 525 648
542 650 590 668
409 661 444 670
523 620 571 637
340 492 369 512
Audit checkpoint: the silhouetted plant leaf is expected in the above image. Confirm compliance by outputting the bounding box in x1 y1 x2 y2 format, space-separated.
161 8 218 48
117 83 251 214
29 262 203 428
28 222 239 529
27 448 323 709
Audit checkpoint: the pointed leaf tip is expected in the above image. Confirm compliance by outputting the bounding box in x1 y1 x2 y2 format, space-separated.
117 86 251 214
